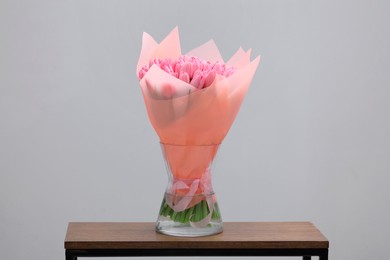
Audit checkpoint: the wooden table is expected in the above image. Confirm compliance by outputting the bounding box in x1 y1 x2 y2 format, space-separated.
64 222 329 259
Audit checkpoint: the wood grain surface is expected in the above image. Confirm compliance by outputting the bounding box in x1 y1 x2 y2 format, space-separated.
65 222 329 250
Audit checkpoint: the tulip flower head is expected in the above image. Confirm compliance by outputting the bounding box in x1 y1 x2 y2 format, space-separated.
138 55 236 90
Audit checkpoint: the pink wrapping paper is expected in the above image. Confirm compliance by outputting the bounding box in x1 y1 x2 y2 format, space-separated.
137 27 260 181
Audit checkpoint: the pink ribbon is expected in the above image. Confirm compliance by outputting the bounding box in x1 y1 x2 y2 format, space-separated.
165 170 216 227
165 179 200 212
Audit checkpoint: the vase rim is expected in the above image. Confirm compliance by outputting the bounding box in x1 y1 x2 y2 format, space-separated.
160 142 221 147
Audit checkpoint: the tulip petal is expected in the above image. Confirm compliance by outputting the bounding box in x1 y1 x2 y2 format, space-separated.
179 72 190 84
204 70 216 88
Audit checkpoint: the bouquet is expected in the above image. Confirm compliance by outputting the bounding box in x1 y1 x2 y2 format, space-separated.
136 27 260 236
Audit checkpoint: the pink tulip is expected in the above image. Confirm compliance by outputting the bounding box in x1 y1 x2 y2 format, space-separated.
138 55 236 90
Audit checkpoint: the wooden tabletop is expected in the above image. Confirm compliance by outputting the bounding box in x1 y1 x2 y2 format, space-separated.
65 222 328 250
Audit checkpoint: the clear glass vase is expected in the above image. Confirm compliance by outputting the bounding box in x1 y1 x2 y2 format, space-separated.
155 143 223 237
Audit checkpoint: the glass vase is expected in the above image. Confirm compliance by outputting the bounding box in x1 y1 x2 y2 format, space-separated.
155 143 223 237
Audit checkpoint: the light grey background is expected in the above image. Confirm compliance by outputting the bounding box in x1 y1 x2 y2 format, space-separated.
1 0 389 259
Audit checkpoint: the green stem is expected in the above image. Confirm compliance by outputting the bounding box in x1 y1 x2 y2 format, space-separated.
185 206 194 223
194 201 203 222
161 204 168 217
174 211 182 222
212 202 220 219
202 200 208 218
180 210 186 223
161 199 218 223
159 200 166 215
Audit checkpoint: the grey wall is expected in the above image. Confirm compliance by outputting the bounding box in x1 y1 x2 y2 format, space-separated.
1 0 390 259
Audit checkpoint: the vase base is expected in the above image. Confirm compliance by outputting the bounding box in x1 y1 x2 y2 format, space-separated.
156 220 223 237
